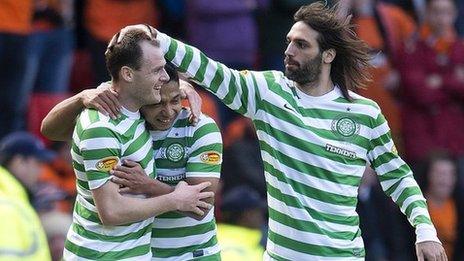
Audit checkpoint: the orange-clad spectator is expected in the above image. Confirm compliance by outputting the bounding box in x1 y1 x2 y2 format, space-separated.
85 0 160 84
0 0 34 139
425 153 458 259
343 0 416 149
37 142 76 213
398 0 464 164
0 0 33 34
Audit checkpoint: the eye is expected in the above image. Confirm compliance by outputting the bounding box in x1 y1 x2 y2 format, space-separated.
297 41 308 49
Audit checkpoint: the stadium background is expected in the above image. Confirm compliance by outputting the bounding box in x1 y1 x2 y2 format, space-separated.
0 0 463 260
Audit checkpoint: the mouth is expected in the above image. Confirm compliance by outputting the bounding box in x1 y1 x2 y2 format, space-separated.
157 118 171 124
284 58 299 67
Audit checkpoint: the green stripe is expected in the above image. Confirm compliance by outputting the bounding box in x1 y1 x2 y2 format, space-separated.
209 62 225 94
75 200 101 223
73 222 151 242
254 120 365 166
258 99 371 149
65 238 150 260
88 109 100 124
268 208 359 240
191 123 220 142
377 164 411 182
180 45 194 71
187 163 221 173
268 230 364 257
189 144 222 157
152 234 218 258
77 179 90 190
412 215 432 226
152 220 215 238
194 52 209 82
82 148 120 160
166 38 178 62
86 170 110 181
266 181 359 226
334 96 379 109
263 161 358 207
260 140 361 187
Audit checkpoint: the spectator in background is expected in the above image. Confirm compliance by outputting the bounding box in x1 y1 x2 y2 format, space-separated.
23 0 75 95
185 0 268 126
342 0 416 148
217 186 266 261
40 211 73 261
398 0 464 177
0 132 54 260
36 141 76 213
424 153 459 259
221 118 266 197
84 0 160 84
0 0 33 139
456 0 464 37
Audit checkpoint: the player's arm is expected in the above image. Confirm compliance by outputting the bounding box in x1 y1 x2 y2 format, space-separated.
183 116 222 220
368 110 446 260
92 179 213 226
41 85 121 141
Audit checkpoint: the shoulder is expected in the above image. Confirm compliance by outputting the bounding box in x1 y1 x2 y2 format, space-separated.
347 91 383 120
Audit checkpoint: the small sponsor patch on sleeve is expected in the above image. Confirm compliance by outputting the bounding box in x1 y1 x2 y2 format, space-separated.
240 70 249 76
391 144 398 155
95 156 119 172
200 151 221 165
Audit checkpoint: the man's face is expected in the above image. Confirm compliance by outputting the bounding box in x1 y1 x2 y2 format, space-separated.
140 81 182 131
428 159 456 200
131 40 170 106
284 21 323 85
428 0 457 33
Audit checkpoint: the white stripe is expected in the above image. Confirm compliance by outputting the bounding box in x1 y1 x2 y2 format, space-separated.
265 240 364 261
371 121 390 140
266 192 358 233
151 230 216 248
151 243 220 261
375 157 406 179
66 227 152 253
74 212 153 237
269 218 363 249
400 194 426 213
258 130 364 177
152 209 214 229
80 137 120 150
261 151 359 197
186 46 201 77
185 172 220 178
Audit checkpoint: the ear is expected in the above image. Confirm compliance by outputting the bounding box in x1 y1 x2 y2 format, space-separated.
120 66 134 82
322 48 336 64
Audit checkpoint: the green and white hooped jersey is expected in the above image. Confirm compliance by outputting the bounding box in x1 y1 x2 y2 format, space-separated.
156 32 439 260
150 109 222 261
64 108 155 260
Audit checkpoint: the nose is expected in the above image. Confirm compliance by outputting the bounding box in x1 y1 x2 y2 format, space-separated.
284 42 295 57
160 68 170 83
161 104 176 118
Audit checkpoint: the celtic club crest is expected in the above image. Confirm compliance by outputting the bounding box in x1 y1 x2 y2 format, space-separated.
331 116 360 140
165 143 185 162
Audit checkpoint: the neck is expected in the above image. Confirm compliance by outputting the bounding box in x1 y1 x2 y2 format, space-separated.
295 68 334 96
112 80 140 112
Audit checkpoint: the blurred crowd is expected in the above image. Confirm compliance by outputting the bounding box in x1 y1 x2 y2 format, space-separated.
1 0 464 260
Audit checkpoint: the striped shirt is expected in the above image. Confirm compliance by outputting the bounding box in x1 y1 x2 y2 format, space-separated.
64 107 155 260
156 32 439 260
150 109 222 260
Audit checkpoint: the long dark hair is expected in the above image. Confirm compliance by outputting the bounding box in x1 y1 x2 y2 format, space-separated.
294 2 372 101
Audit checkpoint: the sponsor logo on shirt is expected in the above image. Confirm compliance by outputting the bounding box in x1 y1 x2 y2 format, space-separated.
95 156 119 172
157 173 186 182
200 151 221 165
325 143 357 159
166 143 185 162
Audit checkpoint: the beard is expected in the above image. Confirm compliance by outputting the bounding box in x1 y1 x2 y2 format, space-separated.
285 52 322 85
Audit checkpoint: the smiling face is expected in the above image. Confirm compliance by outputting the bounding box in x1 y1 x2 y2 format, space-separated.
140 80 182 131
427 0 457 34
130 41 170 106
284 21 323 85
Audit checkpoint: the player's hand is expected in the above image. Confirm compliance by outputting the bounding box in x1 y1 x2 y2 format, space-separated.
81 83 121 119
179 80 202 125
171 181 213 216
111 160 153 195
416 241 447 261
